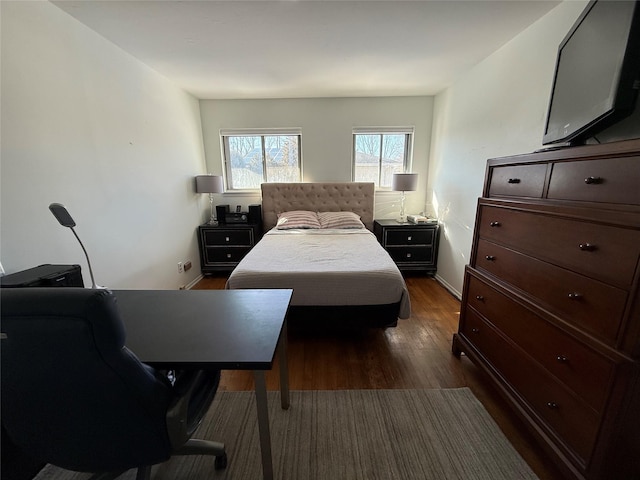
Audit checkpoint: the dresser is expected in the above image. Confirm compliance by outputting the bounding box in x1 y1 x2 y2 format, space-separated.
452 139 640 480
373 220 440 274
197 223 261 274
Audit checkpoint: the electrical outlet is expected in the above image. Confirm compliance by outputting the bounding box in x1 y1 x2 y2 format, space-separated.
184 260 192 272
177 262 184 274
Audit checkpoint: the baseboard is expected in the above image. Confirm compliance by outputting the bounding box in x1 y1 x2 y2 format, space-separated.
184 274 203 290
434 274 461 301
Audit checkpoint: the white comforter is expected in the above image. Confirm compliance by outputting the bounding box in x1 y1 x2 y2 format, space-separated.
225 228 410 319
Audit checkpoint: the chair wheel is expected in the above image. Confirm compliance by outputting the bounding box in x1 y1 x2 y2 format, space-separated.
214 452 228 470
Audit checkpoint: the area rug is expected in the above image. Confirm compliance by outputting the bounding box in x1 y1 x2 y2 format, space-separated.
34 388 538 480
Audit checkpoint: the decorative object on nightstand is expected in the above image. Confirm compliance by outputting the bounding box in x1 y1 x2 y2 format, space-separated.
49 203 102 289
406 214 434 224
195 175 224 225
374 219 440 274
391 173 418 223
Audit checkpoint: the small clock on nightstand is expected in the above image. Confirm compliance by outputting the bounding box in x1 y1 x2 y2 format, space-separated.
373 219 440 274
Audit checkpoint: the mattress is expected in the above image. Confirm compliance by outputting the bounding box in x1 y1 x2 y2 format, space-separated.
226 228 411 319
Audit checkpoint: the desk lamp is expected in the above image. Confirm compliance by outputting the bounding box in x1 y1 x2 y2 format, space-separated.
392 173 418 223
49 203 102 289
196 175 224 225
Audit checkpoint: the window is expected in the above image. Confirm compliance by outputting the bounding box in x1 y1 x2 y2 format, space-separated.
352 127 413 188
221 129 302 190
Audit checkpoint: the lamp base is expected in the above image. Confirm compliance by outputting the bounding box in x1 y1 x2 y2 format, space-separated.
397 191 407 223
207 194 218 226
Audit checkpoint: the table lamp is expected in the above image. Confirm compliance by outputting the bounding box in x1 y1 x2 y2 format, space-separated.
196 175 224 225
391 173 418 223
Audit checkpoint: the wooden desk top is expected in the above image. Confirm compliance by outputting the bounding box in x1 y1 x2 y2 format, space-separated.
114 289 292 370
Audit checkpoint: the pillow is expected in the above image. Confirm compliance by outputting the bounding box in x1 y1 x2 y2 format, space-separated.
276 211 321 229
318 211 365 229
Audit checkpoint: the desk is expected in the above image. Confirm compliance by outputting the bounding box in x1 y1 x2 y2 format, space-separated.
114 289 292 480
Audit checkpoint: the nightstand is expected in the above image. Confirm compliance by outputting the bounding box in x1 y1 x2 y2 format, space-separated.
197 223 262 274
373 219 440 274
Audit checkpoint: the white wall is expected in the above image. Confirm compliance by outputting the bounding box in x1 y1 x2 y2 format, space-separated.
0 0 591 295
199 97 433 219
427 1 588 297
1 1 209 289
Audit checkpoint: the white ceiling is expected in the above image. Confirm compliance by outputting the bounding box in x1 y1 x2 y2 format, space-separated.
52 0 561 100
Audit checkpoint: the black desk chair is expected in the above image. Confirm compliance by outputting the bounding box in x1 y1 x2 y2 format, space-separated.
1 288 227 480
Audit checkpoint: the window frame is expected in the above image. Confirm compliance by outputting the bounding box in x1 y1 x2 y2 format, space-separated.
351 127 414 189
220 128 303 191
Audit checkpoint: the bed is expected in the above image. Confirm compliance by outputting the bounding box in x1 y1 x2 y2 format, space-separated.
225 182 410 329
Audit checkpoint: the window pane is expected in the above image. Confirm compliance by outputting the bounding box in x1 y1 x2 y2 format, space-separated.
224 133 302 189
228 136 264 189
354 134 381 184
264 135 300 183
353 132 410 188
380 134 406 188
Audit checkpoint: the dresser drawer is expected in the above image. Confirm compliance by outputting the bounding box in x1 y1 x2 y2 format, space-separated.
475 239 628 343
478 205 640 288
386 246 434 263
204 229 253 246
384 229 434 246
205 246 251 263
461 308 600 462
548 157 640 205
465 274 614 413
488 164 547 198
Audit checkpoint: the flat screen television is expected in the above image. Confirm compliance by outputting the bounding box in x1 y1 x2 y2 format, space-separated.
542 0 640 146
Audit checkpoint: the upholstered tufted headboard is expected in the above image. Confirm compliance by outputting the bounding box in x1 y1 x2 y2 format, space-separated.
261 182 375 231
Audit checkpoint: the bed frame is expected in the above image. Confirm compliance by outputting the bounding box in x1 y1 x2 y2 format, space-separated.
259 182 400 329
261 182 375 231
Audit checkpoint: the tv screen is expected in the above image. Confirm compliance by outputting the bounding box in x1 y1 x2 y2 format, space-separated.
543 0 640 146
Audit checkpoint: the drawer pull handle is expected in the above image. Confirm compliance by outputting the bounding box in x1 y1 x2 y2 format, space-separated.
407 236 412 241
546 402 559 410
226 254 232 259
568 292 582 300
507 178 521 184
489 221 501 227
485 255 495 261
584 176 603 185
406 253 412 258
579 243 597 252
556 355 568 363
475 295 484 302
471 328 480 334
225 236 230 242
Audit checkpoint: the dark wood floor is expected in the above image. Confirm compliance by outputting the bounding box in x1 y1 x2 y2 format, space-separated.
194 273 569 480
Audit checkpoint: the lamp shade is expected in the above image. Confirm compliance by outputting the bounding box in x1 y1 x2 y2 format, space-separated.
391 173 418 192
195 175 224 194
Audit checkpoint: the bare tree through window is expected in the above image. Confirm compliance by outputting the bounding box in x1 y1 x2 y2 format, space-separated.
223 132 302 189
353 131 411 187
